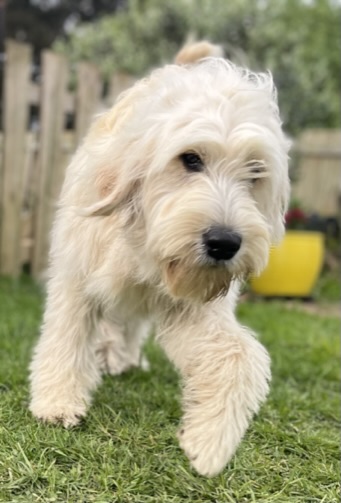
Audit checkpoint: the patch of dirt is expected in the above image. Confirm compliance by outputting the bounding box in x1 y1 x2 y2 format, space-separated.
241 293 340 318
283 301 340 318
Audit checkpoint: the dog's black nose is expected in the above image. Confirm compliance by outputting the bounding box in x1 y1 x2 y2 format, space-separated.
203 227 242 261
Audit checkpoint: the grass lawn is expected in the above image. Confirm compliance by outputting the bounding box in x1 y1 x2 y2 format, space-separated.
0 276 339 503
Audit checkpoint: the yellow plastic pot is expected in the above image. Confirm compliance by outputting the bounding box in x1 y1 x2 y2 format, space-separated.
250 231 324 297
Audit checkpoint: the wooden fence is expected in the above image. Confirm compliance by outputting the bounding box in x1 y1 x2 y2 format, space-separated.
0 39 135 278
0 39 340 279
292 129 341 218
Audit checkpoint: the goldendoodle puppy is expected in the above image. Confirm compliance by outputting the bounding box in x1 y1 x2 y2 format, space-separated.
30 43 290 477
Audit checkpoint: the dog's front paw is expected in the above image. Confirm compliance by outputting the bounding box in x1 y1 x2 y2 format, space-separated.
30 400 87 428
176 329 271 476
178 417 241 477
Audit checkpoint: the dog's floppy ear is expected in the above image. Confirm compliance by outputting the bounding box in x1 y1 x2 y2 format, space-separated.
269 181 290 244
81 82 147 217
82 156 138 217
82 177 139 217
267 153 291 244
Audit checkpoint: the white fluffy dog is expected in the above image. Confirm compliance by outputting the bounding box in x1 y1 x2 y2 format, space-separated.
29 44 290 477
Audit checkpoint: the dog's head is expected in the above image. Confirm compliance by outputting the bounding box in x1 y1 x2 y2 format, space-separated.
83 59 290 302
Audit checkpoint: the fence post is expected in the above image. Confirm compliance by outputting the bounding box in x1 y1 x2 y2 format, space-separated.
293 129 341 217
75 61 102 144
108 72 136 106
32 50 68 278
0 40 31 277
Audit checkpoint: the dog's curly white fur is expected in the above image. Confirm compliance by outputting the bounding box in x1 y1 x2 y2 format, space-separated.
29 53 290 477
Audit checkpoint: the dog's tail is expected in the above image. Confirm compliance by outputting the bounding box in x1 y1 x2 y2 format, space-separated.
174 40 224 65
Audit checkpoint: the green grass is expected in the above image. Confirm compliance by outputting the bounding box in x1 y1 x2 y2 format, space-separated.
314 270 340 303
0 277 339 503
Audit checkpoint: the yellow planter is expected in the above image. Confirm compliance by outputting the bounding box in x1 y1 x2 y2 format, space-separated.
250 231 324 297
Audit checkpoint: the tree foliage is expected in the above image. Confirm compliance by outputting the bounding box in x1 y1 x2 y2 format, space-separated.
54 0 340 133
6 0 125 55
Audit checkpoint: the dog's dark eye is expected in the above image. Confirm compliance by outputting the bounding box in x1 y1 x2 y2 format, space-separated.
246 161 267 184
180 152 204 172
250 167 263 182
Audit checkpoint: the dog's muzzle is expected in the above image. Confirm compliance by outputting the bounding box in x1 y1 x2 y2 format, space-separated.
203 226 242 262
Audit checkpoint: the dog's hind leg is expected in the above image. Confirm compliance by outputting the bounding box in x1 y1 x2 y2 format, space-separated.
95 318 151 376
29 276 101 427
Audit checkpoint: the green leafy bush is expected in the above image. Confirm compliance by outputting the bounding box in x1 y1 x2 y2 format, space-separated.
54 0 340 134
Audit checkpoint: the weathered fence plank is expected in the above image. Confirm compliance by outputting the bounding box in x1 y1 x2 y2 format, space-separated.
108 72 136 106
30 81 75 114
0 40 32 276
75 62 102 144
32 50 69 277
293 129 341 217
21 131 39 265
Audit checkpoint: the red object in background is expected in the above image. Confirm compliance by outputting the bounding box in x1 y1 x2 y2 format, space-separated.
285 207 307 229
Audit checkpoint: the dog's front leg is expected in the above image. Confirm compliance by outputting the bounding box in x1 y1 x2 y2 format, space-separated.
29 276 101 427
159 306 271 477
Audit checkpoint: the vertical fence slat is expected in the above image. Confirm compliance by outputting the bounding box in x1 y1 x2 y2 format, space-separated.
75 62 102 144
32 50 68 278
20 131 39 265
293 129 341 217
108 72 136 106
0 40 31 276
